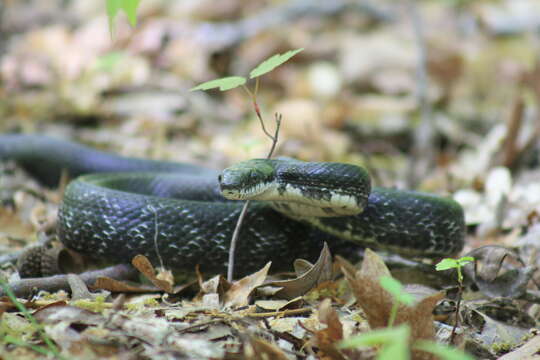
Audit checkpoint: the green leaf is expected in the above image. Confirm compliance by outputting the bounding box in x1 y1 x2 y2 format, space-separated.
249 48 304 79
190 76 247 91
339 325 410 349
122 0 140 26
380 276 414 306
378 340 410 360
106 0 141 36
435 258 459 271
436 256 474 271
415 340 475 360
457 256 474 265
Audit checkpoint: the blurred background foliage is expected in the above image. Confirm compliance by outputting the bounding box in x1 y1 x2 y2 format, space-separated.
1 0 539 232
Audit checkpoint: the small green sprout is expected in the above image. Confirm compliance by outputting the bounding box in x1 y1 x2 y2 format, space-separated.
435 256 474 283
435 256 474 344
190 48 304 93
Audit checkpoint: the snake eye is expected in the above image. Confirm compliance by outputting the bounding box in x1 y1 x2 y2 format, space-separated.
218 175 222 183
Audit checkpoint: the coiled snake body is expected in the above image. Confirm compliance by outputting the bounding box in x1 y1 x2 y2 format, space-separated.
0 135 465 274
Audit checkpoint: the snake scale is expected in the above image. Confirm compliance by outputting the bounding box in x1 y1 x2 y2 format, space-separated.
0 135 465 274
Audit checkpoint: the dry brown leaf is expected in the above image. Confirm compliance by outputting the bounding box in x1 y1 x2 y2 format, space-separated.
255 297 304 312
314 298 346 360
32 302 102 326
342 249 443 360
341 249 393 329
265 242 333 299
243 336 289 360
93 276 159 293
224 262 271 308
198 274 230 297
131 254 174 293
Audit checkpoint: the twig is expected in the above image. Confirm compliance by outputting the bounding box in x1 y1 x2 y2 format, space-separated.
149 205 166 270
449 281 464 344
0 264 138 298
227 201 251 282
405 0 434 188
502 96 524 168
227 113 282 282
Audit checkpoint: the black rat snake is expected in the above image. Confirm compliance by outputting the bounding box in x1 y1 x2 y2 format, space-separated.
0 135 465 274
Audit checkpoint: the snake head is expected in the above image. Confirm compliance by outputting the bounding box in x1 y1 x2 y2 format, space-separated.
219 159 370 218
219 159 275 200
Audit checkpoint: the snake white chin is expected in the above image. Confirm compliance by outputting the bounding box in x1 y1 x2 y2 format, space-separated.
221 182 271 200
222 183 362 217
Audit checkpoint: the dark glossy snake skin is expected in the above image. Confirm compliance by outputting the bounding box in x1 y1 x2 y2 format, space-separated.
0 135 465 274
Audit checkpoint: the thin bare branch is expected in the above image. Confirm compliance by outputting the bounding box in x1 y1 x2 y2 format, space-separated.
227 112 282 281
0 264 138 298
227 201 251 282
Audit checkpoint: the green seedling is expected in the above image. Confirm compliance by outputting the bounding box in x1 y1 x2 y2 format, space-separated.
0 278 64 359
435 256 474 284
435 256 474 344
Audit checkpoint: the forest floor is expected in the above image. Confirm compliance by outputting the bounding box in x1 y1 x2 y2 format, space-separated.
1 1 540 359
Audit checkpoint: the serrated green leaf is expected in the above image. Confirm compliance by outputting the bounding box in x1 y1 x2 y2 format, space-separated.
249 48 304 79
123 0 140 26
190 76 246 91
415 340 475 360
106 0 141 36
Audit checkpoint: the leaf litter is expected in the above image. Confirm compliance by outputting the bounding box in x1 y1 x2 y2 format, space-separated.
3 0 540 359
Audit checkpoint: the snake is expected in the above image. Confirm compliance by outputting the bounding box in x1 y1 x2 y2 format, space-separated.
0 134 465 275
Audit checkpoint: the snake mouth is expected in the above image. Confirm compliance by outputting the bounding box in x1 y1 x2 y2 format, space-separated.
219 178 272 200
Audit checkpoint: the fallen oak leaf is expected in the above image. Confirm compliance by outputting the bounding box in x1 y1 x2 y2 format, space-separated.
342 249 443 360
314 298 346 360
340 249 393 329
224 262 271 308
255 297 304 312
131 255 174 293
197 274 230 300
242 335 290 360
92 276 160 293
264 242 333 299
